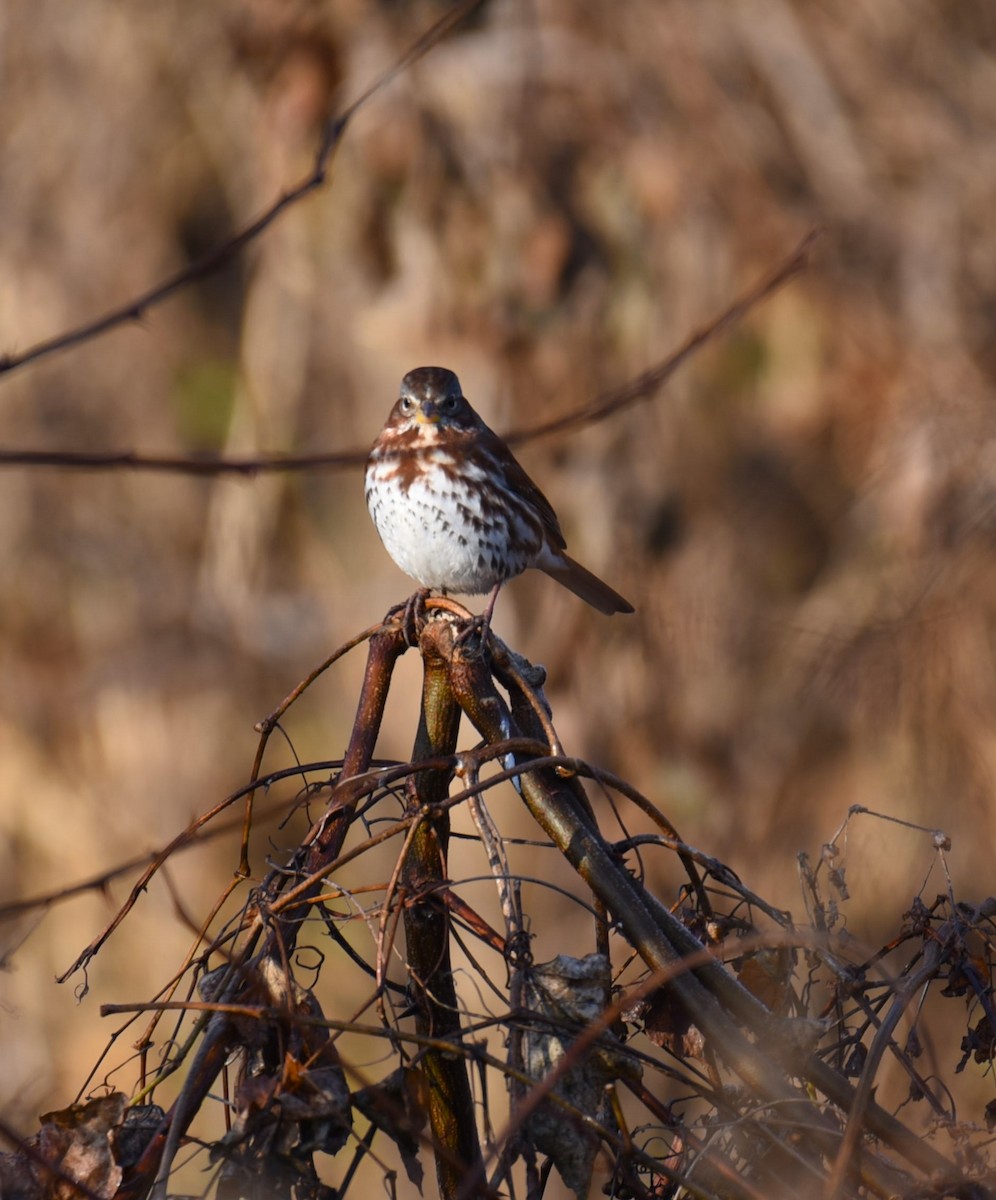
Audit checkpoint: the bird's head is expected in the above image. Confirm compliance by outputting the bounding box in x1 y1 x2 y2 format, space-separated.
390 366 480 433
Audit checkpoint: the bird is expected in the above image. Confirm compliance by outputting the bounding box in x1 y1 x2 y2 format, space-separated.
365 366 634 631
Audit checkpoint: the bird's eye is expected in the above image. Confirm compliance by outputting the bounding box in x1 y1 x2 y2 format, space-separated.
440 395 459 413
399 396 413 412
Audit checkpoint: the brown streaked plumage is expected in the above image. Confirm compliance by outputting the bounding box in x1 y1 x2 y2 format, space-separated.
365 367 634 625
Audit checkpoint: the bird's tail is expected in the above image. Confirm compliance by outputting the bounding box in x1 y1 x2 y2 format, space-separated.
539 554 634 615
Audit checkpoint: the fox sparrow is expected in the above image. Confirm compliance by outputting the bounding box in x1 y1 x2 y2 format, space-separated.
365 367 634 626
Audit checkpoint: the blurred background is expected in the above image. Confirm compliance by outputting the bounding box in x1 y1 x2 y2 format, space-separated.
2 0 995 1177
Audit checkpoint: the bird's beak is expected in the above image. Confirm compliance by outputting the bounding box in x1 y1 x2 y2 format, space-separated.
415 401 440 424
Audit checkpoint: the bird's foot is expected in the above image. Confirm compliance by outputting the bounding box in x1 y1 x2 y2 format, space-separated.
454 612 491 654
386 589 430 647
454 581 502 654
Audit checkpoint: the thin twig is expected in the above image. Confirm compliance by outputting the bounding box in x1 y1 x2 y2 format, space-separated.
0 229 821 472
0 0 486 381
507 228 823 445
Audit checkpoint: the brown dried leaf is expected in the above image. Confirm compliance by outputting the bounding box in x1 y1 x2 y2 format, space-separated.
37 1094 127 1200
736 946 794 1014
633 988 701 1059
352 1067 427 1192
522 954 639 1199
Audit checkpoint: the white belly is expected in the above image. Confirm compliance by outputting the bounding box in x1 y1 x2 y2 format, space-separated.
366 451 540 594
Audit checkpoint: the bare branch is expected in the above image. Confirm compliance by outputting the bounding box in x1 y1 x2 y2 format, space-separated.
0 0 486 381
0 228 821 474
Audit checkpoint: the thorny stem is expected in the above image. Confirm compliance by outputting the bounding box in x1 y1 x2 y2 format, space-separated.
400 617 485 1198
134 623 407 1200
442 623 957 1197
121 601 966 1199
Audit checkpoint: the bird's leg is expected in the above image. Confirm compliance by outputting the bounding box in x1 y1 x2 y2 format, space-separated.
481 581 502 637
456 581 502 650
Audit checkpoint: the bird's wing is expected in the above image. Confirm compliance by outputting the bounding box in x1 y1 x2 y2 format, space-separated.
478 426 567 552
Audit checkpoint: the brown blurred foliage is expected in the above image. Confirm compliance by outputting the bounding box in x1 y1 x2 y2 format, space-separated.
2 0 996 1169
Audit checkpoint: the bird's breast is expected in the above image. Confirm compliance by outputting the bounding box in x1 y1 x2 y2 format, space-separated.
364 444 544 593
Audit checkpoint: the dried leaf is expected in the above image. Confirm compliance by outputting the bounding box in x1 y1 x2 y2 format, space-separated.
522 953 639 1199
958 1016 995 1071
632 988 701 1059
352 1067 427 1192
37 1093 127 1200
736 947 793 1014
